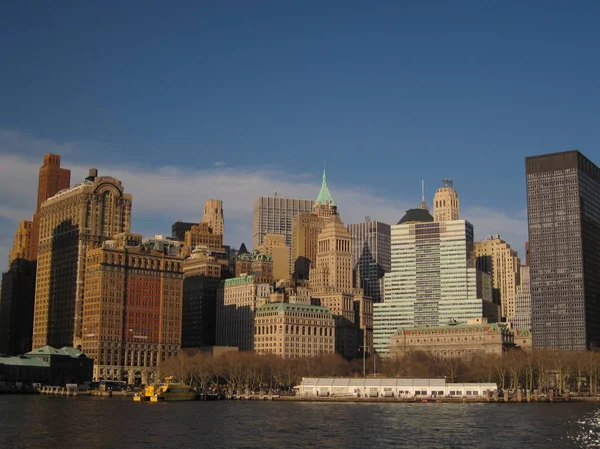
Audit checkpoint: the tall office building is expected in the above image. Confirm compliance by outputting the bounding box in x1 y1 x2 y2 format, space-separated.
433 179 460 222
181 250 223 349
347 221 391 303
291 170 339 279
1 154 71 355
216 275 272 351
82 233 183 383
8 221 34 264
0 258 36 355
309 213 373 359
374 209 488 356
512 266 531 330
32 169 132 350
474 235 521 319
253 196 314 272
203 199 224 236
526 150 600 350
31 154 71 259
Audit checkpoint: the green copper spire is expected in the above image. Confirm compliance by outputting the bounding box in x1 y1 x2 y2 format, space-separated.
315 168 337 207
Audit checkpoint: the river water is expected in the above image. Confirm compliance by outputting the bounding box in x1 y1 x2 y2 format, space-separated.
2 396 600 448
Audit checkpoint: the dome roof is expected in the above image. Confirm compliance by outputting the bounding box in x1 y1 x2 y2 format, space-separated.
397 208 434 225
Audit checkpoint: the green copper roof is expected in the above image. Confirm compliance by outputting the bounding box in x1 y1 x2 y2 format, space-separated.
315 169 336 207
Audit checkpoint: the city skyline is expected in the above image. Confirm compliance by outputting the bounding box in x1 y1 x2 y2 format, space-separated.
0 146 531 273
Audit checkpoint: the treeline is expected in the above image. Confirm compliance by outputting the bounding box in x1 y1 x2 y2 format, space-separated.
160 349 600 395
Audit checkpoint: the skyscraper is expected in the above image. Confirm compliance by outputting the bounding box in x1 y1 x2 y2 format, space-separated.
32 169 132 350
82 233 183 383
433 179 460 222
203 199 224 236
8 221 34 264
374 209 488 356
309 213 373 359
31 154 71 259
347 220 391 303
253 196 314 253
512 265 531 330
291 170 338 279
474 235 521 319
526 150 600 350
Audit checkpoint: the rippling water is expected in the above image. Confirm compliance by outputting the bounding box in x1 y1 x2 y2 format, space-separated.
2 396 600 448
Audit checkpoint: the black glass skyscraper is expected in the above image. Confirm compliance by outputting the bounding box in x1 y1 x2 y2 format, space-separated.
526 150 600 350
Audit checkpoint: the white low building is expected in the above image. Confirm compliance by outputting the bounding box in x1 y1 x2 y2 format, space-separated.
295 378 497 398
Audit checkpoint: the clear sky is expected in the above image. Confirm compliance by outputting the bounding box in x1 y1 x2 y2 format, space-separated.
1 1 599 269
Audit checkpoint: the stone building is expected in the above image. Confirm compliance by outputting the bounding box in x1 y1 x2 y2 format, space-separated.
216 275 272 351
309 213 373 359
257 234 290 281
8 221 34 265
184 222 223 251
31 154 71 260
291 170 338 279
171 221 195 242
474 235 521 319
254 297 335 358
389 319 515 360
33 168 132 350
202 199 224 236
82 233 183 384
432 179 460 222
235 250 274 280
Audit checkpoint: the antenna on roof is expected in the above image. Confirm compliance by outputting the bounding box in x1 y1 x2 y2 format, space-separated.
421 180 425 203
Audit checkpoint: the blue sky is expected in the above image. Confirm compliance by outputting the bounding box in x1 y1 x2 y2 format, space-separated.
1 1 600 270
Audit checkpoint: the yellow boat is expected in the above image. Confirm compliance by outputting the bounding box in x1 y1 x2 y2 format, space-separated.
133 377 196 402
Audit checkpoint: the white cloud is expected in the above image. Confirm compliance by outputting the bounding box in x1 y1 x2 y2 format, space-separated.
0 131 528 271
213 161 226 167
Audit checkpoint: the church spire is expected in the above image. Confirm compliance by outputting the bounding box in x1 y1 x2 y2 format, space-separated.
418 180 429 211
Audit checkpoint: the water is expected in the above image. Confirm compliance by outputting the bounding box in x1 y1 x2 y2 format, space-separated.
2 396 600 448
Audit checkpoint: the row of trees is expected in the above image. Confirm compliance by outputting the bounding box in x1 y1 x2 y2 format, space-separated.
160 349 600 395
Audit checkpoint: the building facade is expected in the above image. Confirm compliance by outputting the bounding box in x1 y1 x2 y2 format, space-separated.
474 235 521 319
0 259 37 355
526 150 600 350
8 221 34 265
31 154 71 260
215 275 272 351
432 179 460 222
309 214 373 359
172 221 195 242
374 209 489 357
512 266 532 330
253 196 314 274
181 250 224 348
184 222 223 250
33 169 132 350
254 301 335 357
347 220 391 303
389 319 516 360
203 199 224 236
257 234 290 280
82 233 183 383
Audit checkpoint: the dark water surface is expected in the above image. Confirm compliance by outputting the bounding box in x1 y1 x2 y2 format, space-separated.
2 396 600 448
